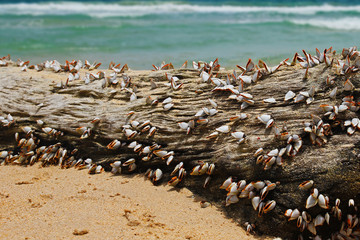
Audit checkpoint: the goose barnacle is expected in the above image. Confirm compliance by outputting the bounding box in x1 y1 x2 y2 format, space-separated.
208 98 217 108
244 222 255 234
206 163 215 175
254 148 263 157
251 181 265 190
21 126 33 135
87 164 97 174
325 212 330 225
306 194 318 209
124 129 137 139
0 151 10 159
252 196 261 211
110 161 121 174
314 214 325 227
299 180 314 190
198 162 209 175
152 168 163 182
349 199 355 208
344 79 354 91
146 96 158 106
128 162 137 172
206 131 219 139
153 150 168 158
329 87 337 99
307 222 317 235
166 155 174 165
229 113 248 121
200 201 211 208
163 103 174 111
162 97 172 105
287 208 300 221
263 156 276 170
318 194 329 209
122 158 136 167
170 78 183 91
231 131 246 144
257 114 274 128
245 58 255 72
180 60 188 69
190 165 201 176
107 139 121 150
95 165 104 174
148 126 157 137
133 144 143 153
170 162 183 176
220 176 232 190
284 91 296 102
203 176 211 188
263 98 277 104
263 200 276 214
168 176 181 187
225 194 239 206
130 92 137 102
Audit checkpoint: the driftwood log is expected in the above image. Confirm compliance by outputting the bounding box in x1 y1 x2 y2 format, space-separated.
0 53 360 239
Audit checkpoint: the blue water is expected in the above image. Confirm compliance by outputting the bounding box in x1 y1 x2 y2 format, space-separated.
0 0 360 69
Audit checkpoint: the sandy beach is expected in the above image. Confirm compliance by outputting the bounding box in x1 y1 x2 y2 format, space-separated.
0 165 271 240
0 63 275 240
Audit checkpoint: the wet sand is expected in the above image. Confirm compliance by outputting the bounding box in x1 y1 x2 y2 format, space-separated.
0 165 273 240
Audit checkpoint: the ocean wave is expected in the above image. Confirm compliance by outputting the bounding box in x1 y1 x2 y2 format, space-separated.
219 17 360 31
1 2 360 18
220 19 284 25
291 17 360 30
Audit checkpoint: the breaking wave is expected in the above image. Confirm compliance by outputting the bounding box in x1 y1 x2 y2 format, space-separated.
1 2 360 18
291 17 360 30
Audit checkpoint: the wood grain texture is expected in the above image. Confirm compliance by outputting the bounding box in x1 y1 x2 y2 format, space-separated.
0 55 359 239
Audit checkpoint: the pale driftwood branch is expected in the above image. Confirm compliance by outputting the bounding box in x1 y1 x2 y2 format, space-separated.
0 54 359 239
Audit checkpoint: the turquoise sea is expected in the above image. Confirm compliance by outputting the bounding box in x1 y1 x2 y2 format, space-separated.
0 0 360 69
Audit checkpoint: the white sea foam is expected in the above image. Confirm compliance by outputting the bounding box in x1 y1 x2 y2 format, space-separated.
220 19 284 25
1 2 360 18
220 17 360 31
291 17 360 30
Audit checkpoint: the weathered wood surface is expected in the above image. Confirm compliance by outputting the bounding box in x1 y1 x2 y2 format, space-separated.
0 56 359 239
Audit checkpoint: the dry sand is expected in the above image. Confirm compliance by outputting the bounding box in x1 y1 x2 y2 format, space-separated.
0 165 273 240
